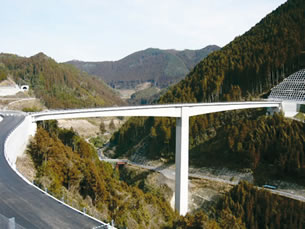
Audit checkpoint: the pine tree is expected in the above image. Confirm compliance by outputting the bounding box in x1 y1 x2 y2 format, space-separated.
100 121 106 134
109 119 116 130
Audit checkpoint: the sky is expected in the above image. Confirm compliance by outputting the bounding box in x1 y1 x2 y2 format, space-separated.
0 0 287 62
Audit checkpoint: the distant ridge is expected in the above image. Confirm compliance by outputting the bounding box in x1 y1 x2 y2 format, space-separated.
66 45 220 89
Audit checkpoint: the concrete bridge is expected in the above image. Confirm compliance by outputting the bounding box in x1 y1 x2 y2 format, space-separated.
31 101 282 215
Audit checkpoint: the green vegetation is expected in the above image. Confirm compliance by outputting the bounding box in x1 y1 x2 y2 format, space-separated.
89 136 104 149
164 53 188 78
119 165 173 202
22 106 43 112
99 121 106 134
0 62 8 82
294 112 305 122
216 181 305 229
109 119 116 130
190 113 305 184
128 87 166 105
299 104 305 113
27 121 177 228
0 53 124 109
223 114 305 174
174 181 305 229
68 45 220 89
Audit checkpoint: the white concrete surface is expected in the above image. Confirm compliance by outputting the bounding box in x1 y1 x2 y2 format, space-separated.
281 101 298 116
284 112 299 118
32 101 281 121
4 116 37 170
175 112 189 215
0 85 22 96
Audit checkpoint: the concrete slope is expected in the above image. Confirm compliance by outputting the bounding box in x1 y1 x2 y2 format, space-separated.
0 115 102 229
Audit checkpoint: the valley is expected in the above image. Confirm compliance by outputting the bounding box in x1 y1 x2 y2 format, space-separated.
14 115 305 228
1 0 305 228
68 46 220 106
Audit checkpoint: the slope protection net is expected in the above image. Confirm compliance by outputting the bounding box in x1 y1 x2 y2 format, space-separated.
269 69 305 101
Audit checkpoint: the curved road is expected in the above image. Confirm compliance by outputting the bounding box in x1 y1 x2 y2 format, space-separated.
0 115 102 229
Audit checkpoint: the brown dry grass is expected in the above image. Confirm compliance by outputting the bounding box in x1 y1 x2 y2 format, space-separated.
16 153 36 183
7 98 45 110
58 119 100 138
57 117 127 140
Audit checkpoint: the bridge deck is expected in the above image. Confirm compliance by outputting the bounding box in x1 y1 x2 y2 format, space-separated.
32 101 281 121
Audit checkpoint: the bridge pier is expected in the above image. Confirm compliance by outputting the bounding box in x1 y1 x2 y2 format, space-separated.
175 109 189 215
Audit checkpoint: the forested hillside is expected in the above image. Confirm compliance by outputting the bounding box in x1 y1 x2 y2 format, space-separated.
189 113 305 182
176 181 305 229
161 0 305 103
28 121 177 228
109 0 305 181
0 62 8 82
217 181 305 229
27 121 305 228
0 53 124 108
67 45 219 89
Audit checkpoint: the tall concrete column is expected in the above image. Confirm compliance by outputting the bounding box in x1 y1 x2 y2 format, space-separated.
175 109 189 215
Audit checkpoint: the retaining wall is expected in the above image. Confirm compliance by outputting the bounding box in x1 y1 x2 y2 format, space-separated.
4 115 36 170
0 86 21 96
282 101 301 117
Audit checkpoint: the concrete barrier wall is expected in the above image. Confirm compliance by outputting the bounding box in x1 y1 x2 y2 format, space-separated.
4 116 37 170
281 101 299 118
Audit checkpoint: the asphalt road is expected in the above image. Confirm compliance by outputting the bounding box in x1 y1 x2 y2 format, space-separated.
0 115 103 229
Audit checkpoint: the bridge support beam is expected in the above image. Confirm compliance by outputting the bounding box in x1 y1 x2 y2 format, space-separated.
175 110 189 215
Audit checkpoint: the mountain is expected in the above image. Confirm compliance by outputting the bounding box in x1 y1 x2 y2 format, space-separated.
0 53 124 109
109 0 305 181
67 45 220 89
160 0 305 104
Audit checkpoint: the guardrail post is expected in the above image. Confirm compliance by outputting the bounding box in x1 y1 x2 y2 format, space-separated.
175 108 189 215
8 217 15 229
